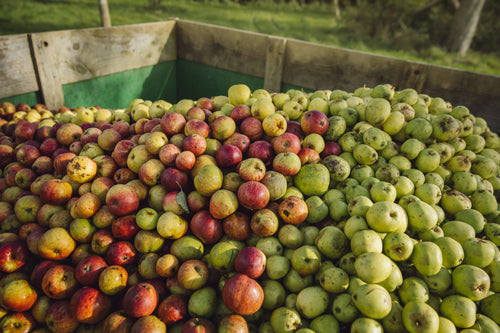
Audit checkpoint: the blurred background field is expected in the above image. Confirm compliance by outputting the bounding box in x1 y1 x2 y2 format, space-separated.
1 0 499 76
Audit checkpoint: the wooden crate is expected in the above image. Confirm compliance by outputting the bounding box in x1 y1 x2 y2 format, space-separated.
1 19 499 132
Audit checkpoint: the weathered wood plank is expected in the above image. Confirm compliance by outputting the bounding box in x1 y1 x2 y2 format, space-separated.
30 33 65 110
176 20 268 79
42 20 177 86
0 34 39 99
264 36 287 93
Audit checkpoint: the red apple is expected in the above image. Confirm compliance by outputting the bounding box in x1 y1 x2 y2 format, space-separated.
1 278 37 312
186 106 207 121
238 157 267 182
175 150 196 171
239 117 263 141
224 132 251 154
272 132 301 154
182 133 207 156
230 104 252 124
15 143 40 167
184 119 210 137
113 167 137 184
222 273 264 315
300 109 329 135
122 282 158 318
32 155 54 175
111 215 139 241
70 286 112 324
106 184 140 216
219 314 249 333
75 255 108 286
237 181 270 210
160 167 189 192
56 123 83 147
158 143 181 166
234 246 267 279
216 144 243 168
30 260 57 289
98 128 122 152
298 147 321 165
278 195 309 225
182 317 217 333
286 120 305 140
157 294 188 325
94 154 119 178
190 210 223 244
14 167 37 189
106 240 137 266
223 212 251 241
321 141 342 158
80 127 102 145
52 151 76 175
161 111 186 136
111 139 136 167
186 190 209 213
0 312 36 332
0 241 29 273
0 144 14 168
272 152 302 176
41 264 79 300
112 121 131 138
248 140 274 165
39 178 73 205
177 259 210 290
197 97 214 111
45 300 80 333
14 120 37 142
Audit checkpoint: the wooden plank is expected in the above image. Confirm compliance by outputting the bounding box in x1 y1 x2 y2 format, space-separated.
30 33 65 110
176 20 268 79
0 34 39 100
264 36 287 93
41 20 176 86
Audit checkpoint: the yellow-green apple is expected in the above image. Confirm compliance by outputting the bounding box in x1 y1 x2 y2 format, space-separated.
98 265 128 296
37 227 75 261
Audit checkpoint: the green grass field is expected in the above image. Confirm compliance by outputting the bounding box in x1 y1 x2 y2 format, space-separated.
1 0 499 76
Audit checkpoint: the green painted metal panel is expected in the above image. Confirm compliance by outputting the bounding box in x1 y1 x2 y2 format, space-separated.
176 60 265 100
62 61 177 109
0 92 41 108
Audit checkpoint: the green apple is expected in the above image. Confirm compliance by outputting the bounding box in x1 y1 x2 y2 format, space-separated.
316 265 349 294
406 200 438 233
309 314 340 332
188 286 217 318
398 276 429 304
283 269 313 293
383 231 414 261
462 237 496 268
295 286 329 319
414 183 441 205
314 226 348 259
402 301 439 333
441 220 476 244
433 237 464 268
354 252 393 284
377 261 403 292
332 293 360 324
270 307 302 333
347 195 374 217
479 293 500 325
261 279 286 310
393 176 415 198
352 283 392 319
365 201 407 233
353 144 378 165
351 229 383 256
266 255 290 280
291 245 322 276
441 295 477 329
370 181 397 202
344 216 369 239
411 241 443 276
452 264 490 301
422 266 452 296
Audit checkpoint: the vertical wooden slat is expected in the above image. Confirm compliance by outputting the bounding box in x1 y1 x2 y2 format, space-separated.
264 36 287 92
29 33 65 110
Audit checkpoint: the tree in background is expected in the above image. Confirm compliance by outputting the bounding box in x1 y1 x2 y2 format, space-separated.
446 0 485 56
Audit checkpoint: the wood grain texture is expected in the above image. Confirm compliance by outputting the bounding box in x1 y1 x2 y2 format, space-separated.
41 20 176 86
0 34 39 99
176 20 268 79
264 36 287 93
30 33 65 110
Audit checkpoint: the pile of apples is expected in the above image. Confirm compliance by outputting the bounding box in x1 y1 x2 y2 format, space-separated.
0 82 499 333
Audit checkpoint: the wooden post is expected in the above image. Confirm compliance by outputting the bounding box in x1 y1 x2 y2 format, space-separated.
98 0 112 28
264 36 287 93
